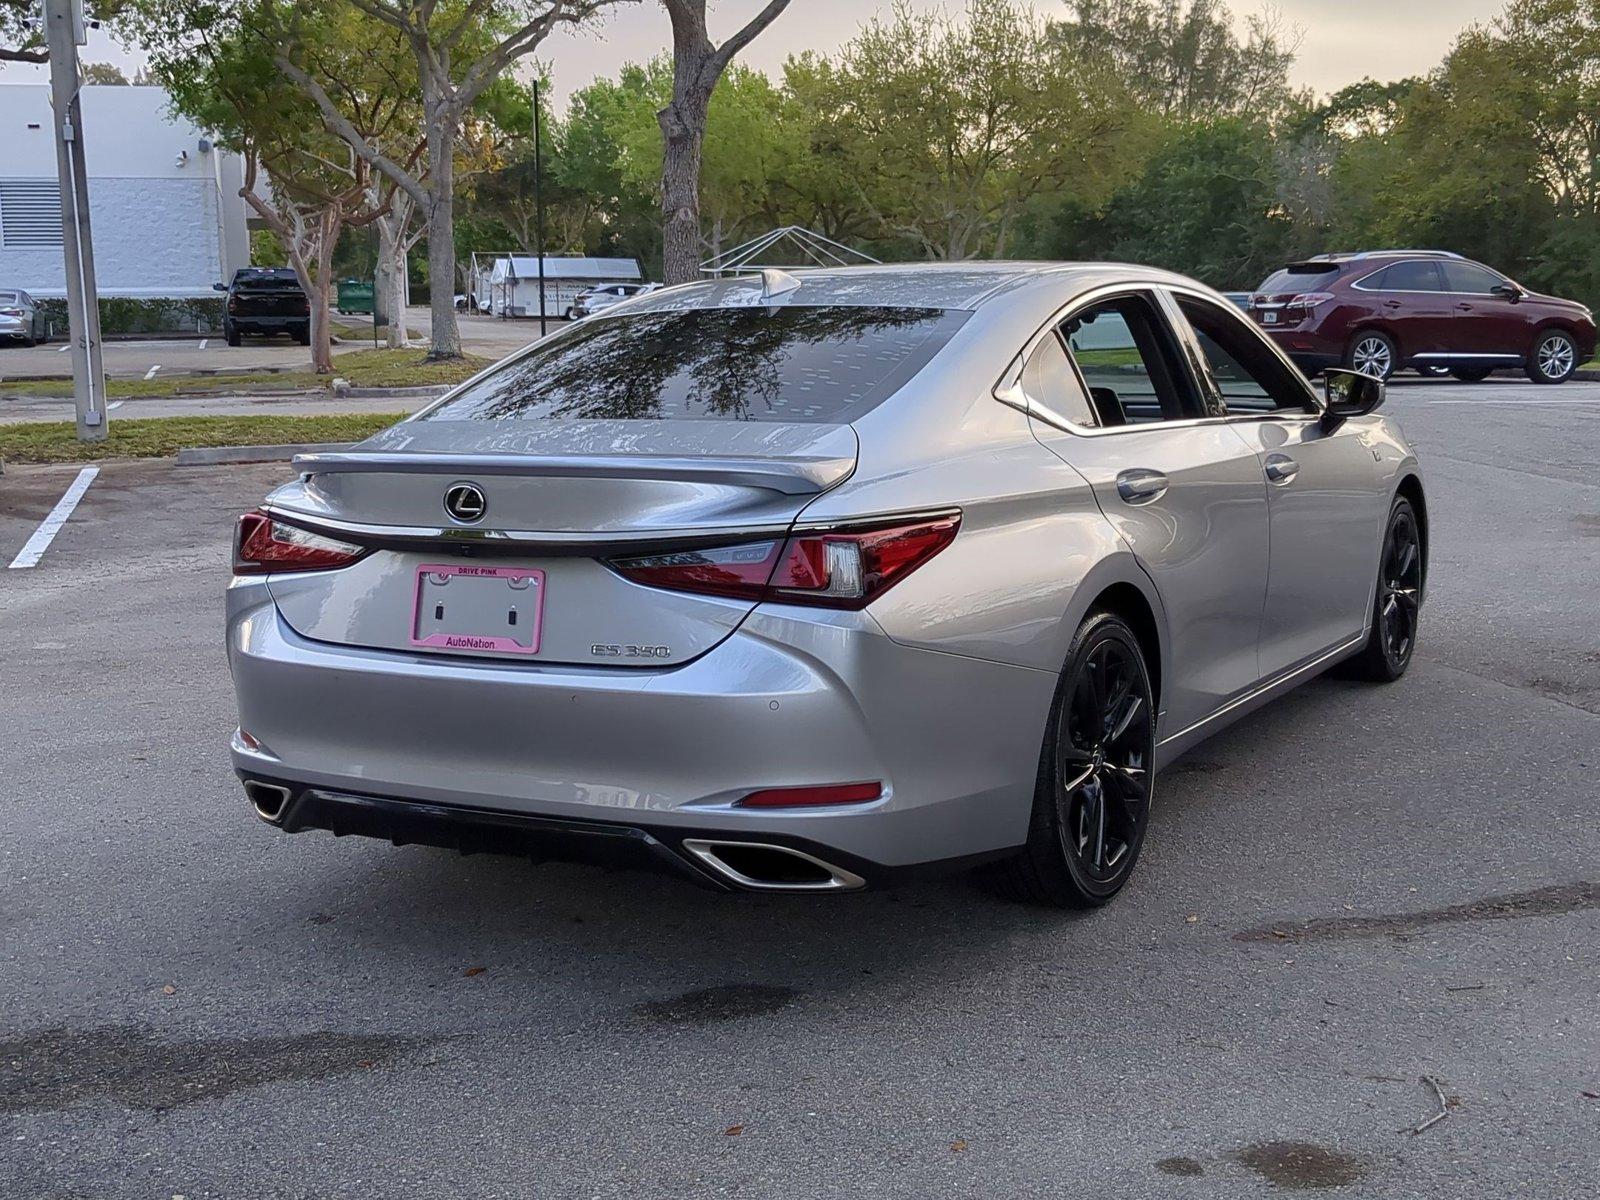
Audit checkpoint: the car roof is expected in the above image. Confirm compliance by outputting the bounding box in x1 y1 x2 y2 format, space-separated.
625 262 1201 314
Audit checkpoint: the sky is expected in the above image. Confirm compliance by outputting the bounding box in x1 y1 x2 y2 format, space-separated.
3 0 1515 102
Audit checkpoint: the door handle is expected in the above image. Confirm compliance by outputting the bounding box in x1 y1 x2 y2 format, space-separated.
1116 468 1169 504
1383 300 1402 309
1264 454 1299 485
1456 303 1474 311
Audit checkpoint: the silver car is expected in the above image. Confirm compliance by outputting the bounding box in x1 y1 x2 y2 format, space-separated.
228 264 1426 906
0 288 48 346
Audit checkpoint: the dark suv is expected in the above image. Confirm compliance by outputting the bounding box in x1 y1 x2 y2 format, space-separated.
215 268 311 347
1249 250 1595 384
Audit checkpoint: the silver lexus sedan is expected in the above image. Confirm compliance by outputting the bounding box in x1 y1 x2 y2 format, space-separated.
227 263 1426 907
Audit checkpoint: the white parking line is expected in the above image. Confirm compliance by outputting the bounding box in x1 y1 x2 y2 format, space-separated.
198 339 208 350
7 466 99 569
1425 397 1600 405
56 343 71 353
106 400 124 410
143 365 161 380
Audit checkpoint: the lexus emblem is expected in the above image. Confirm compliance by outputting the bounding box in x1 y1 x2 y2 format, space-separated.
443 482 487 524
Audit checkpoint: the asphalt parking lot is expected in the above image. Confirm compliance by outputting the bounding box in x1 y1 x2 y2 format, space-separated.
0 308 549 381
2 377 1597 1197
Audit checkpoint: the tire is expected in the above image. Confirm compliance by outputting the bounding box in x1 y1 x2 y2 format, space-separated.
984 612 1157 908
1416 364 1450 377
1526 329 1578 384
225 321 241 348
1340 496 1423 683
1346 330 1398 381
1450 366 1493 382
563 307 575 321
294 325 311 346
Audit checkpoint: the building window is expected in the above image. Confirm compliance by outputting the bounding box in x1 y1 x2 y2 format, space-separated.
0 180 64 249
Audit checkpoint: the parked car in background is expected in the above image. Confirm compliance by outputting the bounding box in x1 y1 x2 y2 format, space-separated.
1221 292 1252 311
0 288 49 347
215 268 310 347
568 282 659 320
1249 250 1596 384
228 262 1425 909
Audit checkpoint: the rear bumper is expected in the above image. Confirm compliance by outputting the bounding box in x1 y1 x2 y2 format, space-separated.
230 314 308 330
227 580 1054 885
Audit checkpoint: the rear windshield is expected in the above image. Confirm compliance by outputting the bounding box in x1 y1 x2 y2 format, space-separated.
0 291 17 305
422 305 969 424
1257 264 1341 292
234 270 302 289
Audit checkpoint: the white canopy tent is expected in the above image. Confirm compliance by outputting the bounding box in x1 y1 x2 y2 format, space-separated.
700 227 880 276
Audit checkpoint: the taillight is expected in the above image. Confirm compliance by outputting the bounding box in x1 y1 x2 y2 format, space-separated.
608 513 960 610
0 307 23 318
1288 292 1334 309
233 511 367 574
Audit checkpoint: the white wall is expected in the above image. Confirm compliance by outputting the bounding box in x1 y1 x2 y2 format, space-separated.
0 84 248 298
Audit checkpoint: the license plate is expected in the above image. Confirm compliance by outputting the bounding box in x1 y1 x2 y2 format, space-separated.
411 563 546 655
1262 311 1279 325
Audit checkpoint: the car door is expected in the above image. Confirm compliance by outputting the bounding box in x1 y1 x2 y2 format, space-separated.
1021 289 1271 736
1169 290 1389 678
1354 260 1454 359
1439 260 1525 361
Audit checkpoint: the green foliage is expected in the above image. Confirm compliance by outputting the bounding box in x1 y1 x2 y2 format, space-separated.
0 413 407 464
33 296 225 335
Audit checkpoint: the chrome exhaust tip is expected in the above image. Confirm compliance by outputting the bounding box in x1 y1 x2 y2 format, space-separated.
244 781 292 824
681 839 866 892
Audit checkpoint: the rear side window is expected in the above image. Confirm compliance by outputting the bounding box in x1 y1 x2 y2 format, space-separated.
1364 261 1444 292
422 305 969 424
1020 333 1097 427
1060 294 1200 426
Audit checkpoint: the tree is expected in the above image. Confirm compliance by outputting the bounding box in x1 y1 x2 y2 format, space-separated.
657 0 792 283
1049 0 1300 122
273 0 630 358
817 0 1135 260
4 0 126 62
81 61 131 83
126 0 385 372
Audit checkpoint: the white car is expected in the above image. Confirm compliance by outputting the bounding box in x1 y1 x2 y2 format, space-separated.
568 283 659 320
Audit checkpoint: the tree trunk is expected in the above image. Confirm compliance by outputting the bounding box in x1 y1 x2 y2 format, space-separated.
375 212 410 349
424 114 462 359
659 99 706 285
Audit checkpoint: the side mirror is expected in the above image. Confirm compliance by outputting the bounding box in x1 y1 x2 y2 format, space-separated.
1491 283 1523 302
1321 368 1385 429
213 282 228 292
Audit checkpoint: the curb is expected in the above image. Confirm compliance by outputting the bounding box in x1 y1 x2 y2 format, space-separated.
175 441 353 466
331 382 449 399
1575 368 1599 381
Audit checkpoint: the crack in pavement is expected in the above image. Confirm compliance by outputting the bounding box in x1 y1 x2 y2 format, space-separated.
1235 882 1600 944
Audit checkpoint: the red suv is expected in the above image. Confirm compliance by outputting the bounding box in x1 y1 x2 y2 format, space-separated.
1250 250 1595 384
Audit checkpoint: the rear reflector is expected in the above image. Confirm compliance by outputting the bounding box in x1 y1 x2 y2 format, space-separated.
233 510 367 575
735 782 883 809
608 513 959 610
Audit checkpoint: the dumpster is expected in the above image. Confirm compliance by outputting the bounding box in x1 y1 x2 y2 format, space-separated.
336 278 375 315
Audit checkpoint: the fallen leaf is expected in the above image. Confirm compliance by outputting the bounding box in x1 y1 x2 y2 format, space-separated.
951 1139 968 1152
1185 914 1199 924
357 1060 375 1069
724 1124 744 1136
1581 1091 1599 1100
464 967 486 977
161 985 176 996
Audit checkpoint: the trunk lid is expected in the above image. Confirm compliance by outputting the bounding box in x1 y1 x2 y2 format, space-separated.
262 419 857 667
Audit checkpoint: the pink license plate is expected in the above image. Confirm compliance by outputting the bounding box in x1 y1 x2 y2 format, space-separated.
410 563 546 655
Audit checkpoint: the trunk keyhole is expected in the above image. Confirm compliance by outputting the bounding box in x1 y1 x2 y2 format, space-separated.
508 608 518 626
434 603 444 620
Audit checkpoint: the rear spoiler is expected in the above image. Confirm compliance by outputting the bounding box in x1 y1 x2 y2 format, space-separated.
291 450 853 496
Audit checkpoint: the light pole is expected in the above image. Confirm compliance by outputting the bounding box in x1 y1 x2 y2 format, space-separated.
44 0 107 442
532 76 548 339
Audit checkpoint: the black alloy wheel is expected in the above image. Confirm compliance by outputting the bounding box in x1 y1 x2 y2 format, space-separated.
987 612 1157 907
1342 496 1423 682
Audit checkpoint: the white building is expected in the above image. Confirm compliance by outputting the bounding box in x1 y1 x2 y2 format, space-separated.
0 84 250 301
470 254 643 318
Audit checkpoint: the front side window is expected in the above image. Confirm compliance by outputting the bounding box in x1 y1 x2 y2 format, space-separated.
1177 296 1316 415
1441 262 1507 294
421 305 969 424
1060 295 1199 426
